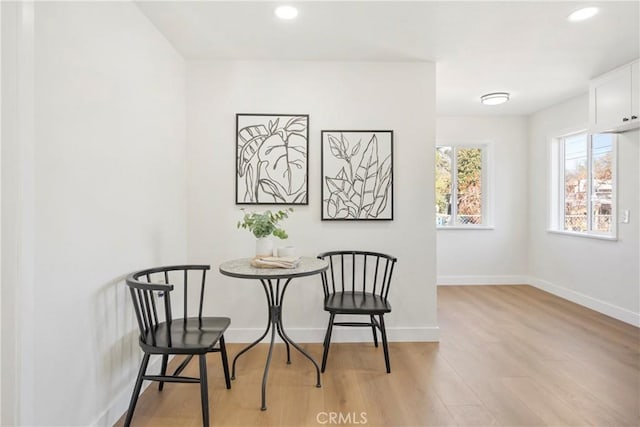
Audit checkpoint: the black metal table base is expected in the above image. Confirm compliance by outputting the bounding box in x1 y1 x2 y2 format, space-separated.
230 278 321 410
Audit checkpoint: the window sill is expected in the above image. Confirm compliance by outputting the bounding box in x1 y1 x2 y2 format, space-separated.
437 225 495 230
547 229 617 241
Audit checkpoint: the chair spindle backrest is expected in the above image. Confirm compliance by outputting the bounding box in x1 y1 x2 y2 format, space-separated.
317 251 397 299
126 265 211 348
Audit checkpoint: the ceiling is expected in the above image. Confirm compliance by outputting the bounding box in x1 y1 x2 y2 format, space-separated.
136 1 640 115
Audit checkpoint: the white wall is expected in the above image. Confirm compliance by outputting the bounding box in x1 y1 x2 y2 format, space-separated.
436 116 529 284
2 2 188 425
0 2 4 422
186 60 438 343
2 2 34 425
528 94 640 325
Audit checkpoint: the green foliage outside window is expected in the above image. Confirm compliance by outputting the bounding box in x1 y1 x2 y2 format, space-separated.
435 146 482 225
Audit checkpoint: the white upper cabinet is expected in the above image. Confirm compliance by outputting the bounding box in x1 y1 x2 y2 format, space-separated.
589 59 639 133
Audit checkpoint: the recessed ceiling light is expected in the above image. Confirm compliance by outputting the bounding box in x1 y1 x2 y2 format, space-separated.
480 92 510 106
275 5 298 20
568 7 599 22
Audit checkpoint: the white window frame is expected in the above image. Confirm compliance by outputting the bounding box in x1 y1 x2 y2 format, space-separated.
436 143 493 230
549 131 617 240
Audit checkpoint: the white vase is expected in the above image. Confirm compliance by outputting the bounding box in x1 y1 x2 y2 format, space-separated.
276 246 296 258
255 237 274 257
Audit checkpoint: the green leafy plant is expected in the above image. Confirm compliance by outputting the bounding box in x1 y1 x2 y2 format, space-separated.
237 208 293 239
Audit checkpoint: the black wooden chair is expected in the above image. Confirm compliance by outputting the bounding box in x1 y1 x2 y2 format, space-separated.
124 265 231 427
317 251 397 373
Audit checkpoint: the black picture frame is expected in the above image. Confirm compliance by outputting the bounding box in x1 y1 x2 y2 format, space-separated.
321 130 394 220
236 113 309 205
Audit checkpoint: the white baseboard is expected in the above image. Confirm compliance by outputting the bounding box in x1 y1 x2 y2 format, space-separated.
437 275 529 285
225 326 440 344
528 277 640 327
94 354 169 427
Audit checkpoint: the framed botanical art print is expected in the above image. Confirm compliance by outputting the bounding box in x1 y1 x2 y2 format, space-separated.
236 113 309 205
321 130 393 220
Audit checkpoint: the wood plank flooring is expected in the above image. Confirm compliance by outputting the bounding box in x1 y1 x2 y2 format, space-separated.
115 285 640 426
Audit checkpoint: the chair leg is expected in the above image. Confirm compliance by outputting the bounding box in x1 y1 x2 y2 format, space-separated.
370 315 379 348
124 353 150 427
321 313 336 373
158 354 168 391
322 312 333 348
219 335 231 390
378 314 391 373
199 354 210 427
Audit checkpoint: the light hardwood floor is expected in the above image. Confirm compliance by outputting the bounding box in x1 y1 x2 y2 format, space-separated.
115 285 640 426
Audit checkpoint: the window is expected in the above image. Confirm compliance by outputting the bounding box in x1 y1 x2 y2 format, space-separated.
435 145 489 227
551 132 616 237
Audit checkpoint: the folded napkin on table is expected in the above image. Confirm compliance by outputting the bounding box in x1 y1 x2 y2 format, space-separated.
251 256 302 269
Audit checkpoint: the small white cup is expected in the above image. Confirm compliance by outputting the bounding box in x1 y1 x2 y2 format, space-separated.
277 246 296 258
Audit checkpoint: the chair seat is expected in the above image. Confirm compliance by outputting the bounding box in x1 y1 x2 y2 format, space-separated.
324 292 392 314
141 317 231 354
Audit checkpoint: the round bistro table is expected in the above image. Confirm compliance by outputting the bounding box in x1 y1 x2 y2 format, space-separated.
219 257 328 410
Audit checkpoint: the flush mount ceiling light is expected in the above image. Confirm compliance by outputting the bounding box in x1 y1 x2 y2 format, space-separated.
275 5 298 20
480 92 510 106
568 7 599 22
